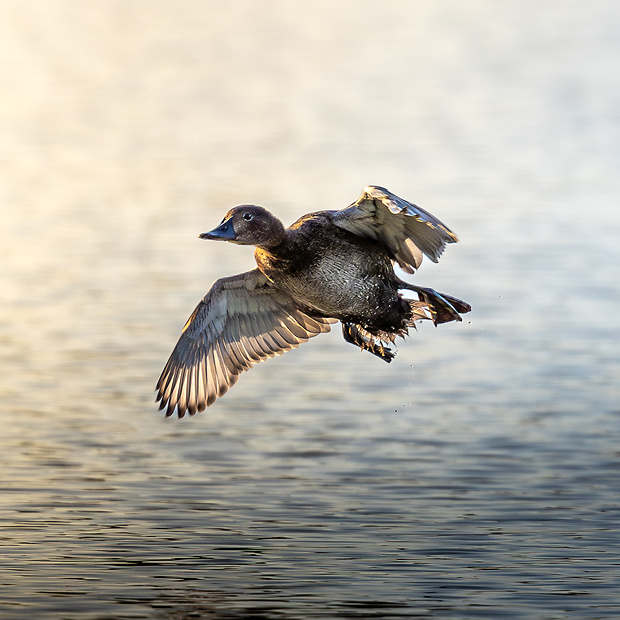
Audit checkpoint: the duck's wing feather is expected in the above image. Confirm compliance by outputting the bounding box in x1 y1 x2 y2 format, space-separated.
331 185 458 273
156 269 334 417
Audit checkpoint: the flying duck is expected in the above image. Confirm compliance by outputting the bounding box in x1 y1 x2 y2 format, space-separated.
156 186 471 417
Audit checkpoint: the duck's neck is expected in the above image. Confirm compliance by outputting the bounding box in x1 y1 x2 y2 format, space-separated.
255 226 288 253
255 237 290 261
253 231 297 275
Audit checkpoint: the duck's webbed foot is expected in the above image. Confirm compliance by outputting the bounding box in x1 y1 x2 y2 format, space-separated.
342 323 395 363
403 285 472 325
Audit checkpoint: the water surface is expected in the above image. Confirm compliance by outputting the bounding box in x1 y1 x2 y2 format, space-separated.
1 1 620 618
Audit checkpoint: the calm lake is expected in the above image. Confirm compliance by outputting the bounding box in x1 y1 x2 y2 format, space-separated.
1 1 620 618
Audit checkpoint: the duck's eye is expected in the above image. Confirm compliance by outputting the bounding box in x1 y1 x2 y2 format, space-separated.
242 212 254 221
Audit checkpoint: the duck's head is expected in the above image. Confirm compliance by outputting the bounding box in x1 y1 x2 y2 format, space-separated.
200 205 286 249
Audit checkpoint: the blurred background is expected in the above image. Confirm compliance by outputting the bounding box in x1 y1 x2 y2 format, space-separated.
1 1 619 618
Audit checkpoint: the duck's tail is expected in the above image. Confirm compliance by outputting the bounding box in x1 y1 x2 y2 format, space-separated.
342 290 471 363
401 284 471 326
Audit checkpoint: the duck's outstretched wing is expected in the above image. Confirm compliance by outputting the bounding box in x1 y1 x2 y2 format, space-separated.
156 269 334 417
331 185 458 273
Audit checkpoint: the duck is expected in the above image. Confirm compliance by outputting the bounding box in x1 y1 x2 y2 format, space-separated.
156 185 471 417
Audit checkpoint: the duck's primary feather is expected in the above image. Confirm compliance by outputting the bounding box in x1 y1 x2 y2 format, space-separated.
156 269 334 417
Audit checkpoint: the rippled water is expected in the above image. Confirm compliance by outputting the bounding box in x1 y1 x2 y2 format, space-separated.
2 1 620 618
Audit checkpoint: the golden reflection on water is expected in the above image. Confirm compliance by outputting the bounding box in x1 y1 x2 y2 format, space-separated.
2 1 620 617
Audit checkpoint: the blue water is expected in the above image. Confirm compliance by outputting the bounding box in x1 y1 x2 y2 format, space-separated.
1 1 620 618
